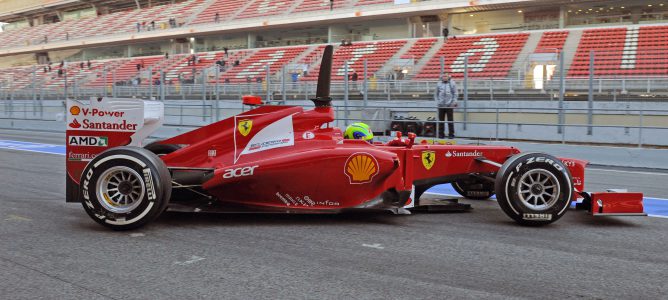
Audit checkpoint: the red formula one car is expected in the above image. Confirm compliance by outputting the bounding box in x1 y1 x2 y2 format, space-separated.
65 46 646 230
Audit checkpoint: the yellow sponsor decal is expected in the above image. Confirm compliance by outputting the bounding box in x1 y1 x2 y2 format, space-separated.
344 153 379 184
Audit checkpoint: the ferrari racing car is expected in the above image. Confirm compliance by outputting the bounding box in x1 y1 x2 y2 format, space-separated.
65 45 646 230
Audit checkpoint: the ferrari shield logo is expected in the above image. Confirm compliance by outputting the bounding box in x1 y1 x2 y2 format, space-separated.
421 151 436 170
237 119 252 136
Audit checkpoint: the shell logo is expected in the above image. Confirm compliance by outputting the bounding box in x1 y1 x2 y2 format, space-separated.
70 106 81 115
344 152 379 184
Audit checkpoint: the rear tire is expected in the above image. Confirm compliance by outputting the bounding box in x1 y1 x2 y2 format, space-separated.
495 152 572 226
80 147 172 230
452 178 495 200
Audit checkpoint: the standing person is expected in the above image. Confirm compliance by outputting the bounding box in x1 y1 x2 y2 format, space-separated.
136 22 141 32
223 47 228 57
87 60 91 69
351 71 358 90
330 0 334 11
80 62 84 69
165 52 169 59
214 12 220 23
434 73 458 139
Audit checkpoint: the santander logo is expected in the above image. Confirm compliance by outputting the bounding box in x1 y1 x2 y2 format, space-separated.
69 119 82 129
445 150 483 158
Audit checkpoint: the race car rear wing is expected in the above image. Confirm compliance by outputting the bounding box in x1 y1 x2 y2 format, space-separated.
65 97 164 202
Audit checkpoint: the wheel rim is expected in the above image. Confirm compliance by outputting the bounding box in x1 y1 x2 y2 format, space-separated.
96 166 146 214
517 169 560 211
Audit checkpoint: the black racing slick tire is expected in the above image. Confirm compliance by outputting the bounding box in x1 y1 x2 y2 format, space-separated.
144 142 181 156
79 146 172 230
452 178 495 200
495 152 573 226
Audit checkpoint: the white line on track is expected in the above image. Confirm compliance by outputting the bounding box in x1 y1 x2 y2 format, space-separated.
588 168 668 176
0 147 64 156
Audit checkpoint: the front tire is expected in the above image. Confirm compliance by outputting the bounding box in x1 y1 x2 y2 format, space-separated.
495 152 572 226
80 146 172 230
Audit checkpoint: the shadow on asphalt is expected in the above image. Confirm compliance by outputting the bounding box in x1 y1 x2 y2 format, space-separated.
570 212 643 227
155 210 409 227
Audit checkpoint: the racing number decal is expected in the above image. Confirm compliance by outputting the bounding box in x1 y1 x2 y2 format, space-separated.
421 151 436 170
238 119 253 137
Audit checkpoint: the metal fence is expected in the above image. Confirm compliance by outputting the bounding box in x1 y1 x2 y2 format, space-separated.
1 49 668 147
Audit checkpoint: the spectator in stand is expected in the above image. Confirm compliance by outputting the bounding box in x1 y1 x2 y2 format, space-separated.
87 60 91 69
80 62 84 69
234 60 240 66
165 52 169 59
434 73 458 139
151 21 155 31
442 27 449 38
57 69 63 77
43 66 48 73
136 63 141 71
246 76 252 83
154 78 161 85
48 65 52 72
330 0 334 10
223 47 229 57
60 61 64 68
351 71 359 90
214 12 220 23
291 72 299 88
136 22 141 32
141 60 145 68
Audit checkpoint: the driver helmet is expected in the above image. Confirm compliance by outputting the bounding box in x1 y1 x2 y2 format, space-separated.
344 122 374 141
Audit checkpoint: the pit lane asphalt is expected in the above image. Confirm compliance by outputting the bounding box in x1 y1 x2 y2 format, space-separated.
1 129 667 299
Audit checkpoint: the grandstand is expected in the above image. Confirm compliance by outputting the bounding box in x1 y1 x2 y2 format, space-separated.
1 0 668 95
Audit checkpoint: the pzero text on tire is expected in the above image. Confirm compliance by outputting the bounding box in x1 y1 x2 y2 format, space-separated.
452 177 495 200
79 146 172 230
495 152 572 226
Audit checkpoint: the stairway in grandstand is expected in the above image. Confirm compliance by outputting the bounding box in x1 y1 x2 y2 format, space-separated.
407 37 446 79
509 31 543 77
375 39 418 78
